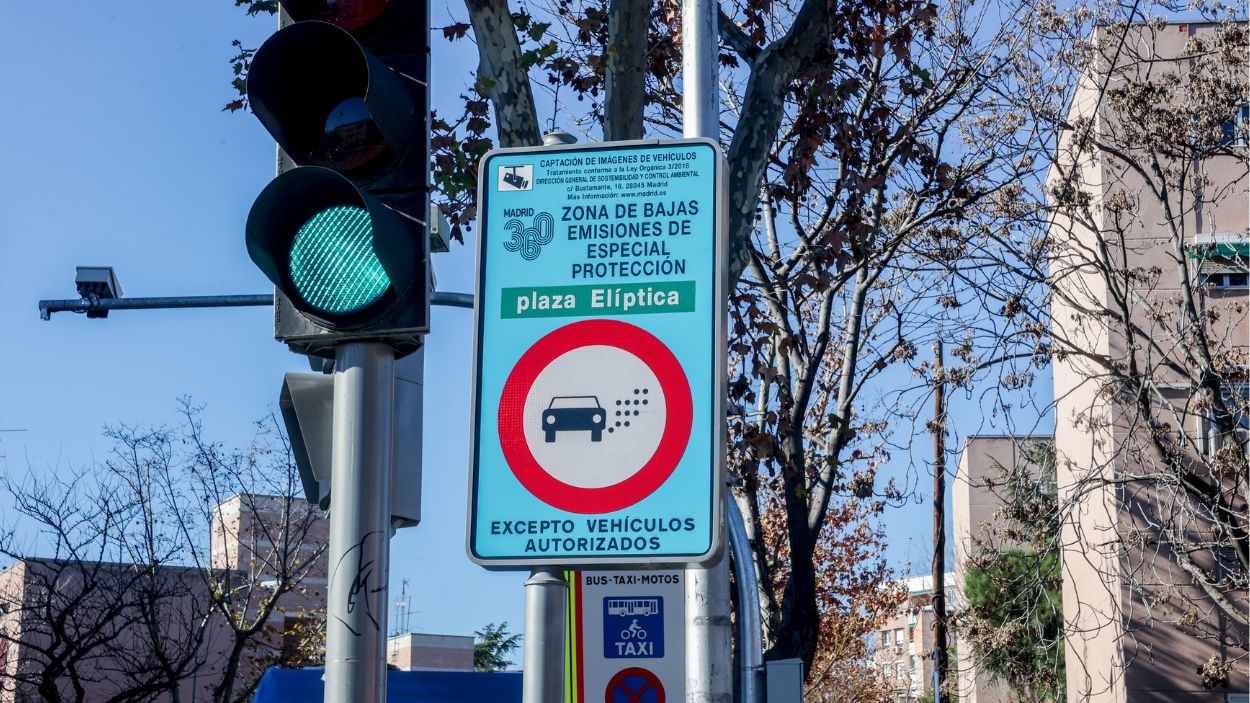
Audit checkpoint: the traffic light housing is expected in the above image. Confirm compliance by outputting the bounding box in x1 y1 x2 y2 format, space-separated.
245 2 430 358
279 348 424 529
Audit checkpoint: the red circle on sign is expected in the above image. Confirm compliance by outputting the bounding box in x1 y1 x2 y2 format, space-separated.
605 667 666 703
498 319 692 514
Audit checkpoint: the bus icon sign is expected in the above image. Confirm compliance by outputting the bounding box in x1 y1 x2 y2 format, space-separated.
604 596 664 659
607 597 660 617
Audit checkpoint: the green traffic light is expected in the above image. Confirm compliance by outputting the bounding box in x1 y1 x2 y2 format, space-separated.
289 205 390 315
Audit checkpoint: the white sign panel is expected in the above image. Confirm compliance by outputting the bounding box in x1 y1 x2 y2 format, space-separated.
570 570 684 703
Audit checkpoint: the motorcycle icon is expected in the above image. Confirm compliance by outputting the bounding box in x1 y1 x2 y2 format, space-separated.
619 619 648 641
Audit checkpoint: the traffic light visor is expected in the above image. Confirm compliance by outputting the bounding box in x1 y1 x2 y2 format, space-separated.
247 166 422 330
248 21 418 185
290 205 390 315
283 0 390 32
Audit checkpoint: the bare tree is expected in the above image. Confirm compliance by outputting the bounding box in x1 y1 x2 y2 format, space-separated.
712 0 1059 679
134 403 328 703
0 404 327 703
0 468 208 703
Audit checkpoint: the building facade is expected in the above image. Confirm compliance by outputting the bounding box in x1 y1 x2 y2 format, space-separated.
1046 20 1249 703
873 574 957 702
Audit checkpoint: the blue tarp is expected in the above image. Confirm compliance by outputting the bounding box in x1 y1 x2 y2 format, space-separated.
251 668 523 703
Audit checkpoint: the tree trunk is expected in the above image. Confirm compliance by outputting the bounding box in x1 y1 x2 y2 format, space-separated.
213 638 248 703
604 0 650 140
724 0 831 283
770 528 820 670
768 432 820 670
464 0 543 148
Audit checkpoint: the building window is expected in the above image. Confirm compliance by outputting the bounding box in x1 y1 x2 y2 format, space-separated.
1203 271 1250 288
881 629 892 648
1221 105 1249 147
1201 385 1249 456
894 627 906 653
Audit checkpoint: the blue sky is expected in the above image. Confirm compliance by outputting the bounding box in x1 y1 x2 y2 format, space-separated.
0 1 528 639
0 1 1051 643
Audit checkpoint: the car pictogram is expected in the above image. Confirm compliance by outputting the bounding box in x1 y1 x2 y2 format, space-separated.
543 395 606 442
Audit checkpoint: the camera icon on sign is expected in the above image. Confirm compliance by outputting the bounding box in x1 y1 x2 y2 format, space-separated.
499 164 533 191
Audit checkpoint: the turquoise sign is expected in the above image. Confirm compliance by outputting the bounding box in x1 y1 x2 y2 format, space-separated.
468 139 726 567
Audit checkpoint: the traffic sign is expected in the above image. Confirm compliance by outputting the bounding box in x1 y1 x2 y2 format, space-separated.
605 668 665 703
468 139 726 567
498 319 692 513
565 570 685 703
603 595 664 658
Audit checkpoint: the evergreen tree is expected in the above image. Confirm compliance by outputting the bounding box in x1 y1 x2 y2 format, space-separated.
473 622 522 672
958 442 1065 703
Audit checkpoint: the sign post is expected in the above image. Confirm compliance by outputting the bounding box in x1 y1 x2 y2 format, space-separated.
468 139 727 568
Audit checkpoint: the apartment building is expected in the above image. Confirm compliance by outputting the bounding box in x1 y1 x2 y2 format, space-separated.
1046 19 1249 703
873 574 957 702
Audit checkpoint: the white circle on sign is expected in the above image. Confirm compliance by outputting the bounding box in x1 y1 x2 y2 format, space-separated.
522 345 667 489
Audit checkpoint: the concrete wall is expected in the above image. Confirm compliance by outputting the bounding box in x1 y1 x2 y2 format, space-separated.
387 633 475 672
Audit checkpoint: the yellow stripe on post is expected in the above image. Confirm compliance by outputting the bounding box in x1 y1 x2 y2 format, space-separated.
565 570 580 703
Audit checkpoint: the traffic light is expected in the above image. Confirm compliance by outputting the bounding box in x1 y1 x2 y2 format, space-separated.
245 1 430 358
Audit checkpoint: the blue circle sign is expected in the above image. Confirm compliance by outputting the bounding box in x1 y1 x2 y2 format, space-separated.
605 667 665 703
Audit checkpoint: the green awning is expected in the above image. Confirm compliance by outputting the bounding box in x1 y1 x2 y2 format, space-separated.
1187 241 1250 259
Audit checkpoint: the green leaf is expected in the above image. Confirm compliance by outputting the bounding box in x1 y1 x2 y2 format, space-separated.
528 22 551 41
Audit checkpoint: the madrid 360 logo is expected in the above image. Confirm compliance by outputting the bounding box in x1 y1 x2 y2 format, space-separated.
502 210 555 261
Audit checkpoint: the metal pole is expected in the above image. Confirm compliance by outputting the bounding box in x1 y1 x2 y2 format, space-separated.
931 340 948 703
38 294 273 319
727 498 764 703
682 0 719 139
324 342 394 703
37 290 475 319
683 0 731 699
522 567 568 703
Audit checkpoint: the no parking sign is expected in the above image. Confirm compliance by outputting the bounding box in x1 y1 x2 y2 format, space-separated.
467 139 727 567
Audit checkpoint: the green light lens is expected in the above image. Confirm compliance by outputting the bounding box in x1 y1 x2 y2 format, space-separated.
290 205 390 315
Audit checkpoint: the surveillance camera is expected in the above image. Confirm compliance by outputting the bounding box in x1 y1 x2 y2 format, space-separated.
74 267 122 318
